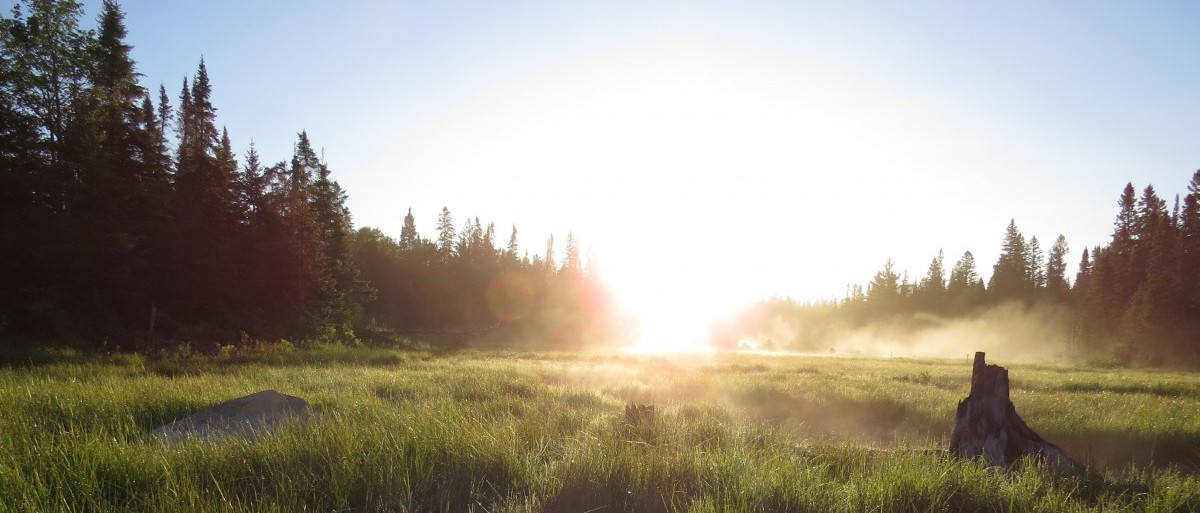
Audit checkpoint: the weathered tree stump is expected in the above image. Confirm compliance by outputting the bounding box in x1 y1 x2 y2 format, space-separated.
950 352 1077 474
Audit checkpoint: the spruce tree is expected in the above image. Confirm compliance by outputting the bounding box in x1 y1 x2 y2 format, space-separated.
947 251 984 313
78 0 166 336
400 207 418 250
1114 183 1138 247
156 83 171 147
295 132 358 339
237 141 264 223
1181 171 1200 314
169 59 239 331
988 219 1031 299
563 231 581 275
216 127 237 200
259 160 323 337
188 58 217 151
1074 247 1091 290
1108 183 1140 304
915 249 947 311
544 235 556 274
436 206 455 258
1026 236 1046 289
506 225 519 258
866 259 900 313
1046 235 1070 298
920 249 946 293
949 251 980 293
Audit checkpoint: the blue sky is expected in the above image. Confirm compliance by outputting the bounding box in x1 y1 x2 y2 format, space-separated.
78 0 1200 337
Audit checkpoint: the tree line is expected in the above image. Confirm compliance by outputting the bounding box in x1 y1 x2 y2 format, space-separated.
5 1 1196 366
731 175 1200 369
0 0 618 351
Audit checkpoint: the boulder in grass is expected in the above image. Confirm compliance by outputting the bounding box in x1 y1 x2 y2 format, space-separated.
151 389 313 442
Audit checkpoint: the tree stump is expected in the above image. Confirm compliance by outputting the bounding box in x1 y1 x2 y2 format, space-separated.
950 352 1077 474
625 403 655 424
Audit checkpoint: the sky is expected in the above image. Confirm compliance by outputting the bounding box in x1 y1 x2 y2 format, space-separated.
77 0 1200 343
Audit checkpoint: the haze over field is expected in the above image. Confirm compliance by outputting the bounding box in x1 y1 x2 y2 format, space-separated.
95 1 1200 336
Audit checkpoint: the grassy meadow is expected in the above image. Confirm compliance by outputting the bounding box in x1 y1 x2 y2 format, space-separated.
1 346 1198 512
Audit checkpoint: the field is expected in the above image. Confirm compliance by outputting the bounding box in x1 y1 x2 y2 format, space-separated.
1 347 1198 512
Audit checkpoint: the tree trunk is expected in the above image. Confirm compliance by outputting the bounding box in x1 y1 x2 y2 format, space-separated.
950 352 1077 474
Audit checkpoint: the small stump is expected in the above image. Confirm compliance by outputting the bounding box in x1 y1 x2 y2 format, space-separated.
950 352 1076 474
625 403 655 424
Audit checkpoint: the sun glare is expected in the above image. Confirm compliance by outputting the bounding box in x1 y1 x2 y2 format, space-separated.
598 255 745 353
391 36 989 341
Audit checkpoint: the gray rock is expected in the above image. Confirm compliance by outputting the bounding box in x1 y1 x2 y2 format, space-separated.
151 389 313 442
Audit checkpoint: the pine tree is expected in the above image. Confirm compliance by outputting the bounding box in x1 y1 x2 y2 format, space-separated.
188 58 217 152
156 83 171 148
484 221 496 256
169 59 239 330
946 250 984 313
866 259 900 312
289 130 318 188
506 225 519 258
174 77 190 154
138 90 168 173
1136 184 1167 243
1107 183 1140 305
562 231 581 275
256 161 323 338
436 206 455 258
296 132 358 339
91 0 137 96
988 219 1031 299
1115 184 1184 365
949 251 980 293
216 126 237 200
456 217 483 261
1026 236 1046 289
1114 183 1138 247
920 249 946 293
1046 234 1070 298
1074 247 1091 289
75 0 166 335
237 141 264 222
1181 171 1200 313
400 207 418 250
915 249 947 311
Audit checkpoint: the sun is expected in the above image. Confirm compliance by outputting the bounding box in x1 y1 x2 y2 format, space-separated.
596 255 743 354
622 307 719 353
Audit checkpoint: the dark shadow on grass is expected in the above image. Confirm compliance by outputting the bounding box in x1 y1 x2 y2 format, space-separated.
1050 381 1200 398
1048 430 1200 472
732 386 950 443
129 397 219 433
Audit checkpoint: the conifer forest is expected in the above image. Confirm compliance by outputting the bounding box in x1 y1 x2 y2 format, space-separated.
2 0 1199 370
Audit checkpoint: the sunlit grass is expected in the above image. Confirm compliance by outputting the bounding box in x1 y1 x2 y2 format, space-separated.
0 349 1196 511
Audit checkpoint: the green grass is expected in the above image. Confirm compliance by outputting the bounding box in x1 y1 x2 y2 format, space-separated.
0 349 1197 512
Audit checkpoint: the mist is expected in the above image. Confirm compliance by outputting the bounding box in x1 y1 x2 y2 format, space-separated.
737 301 1080 364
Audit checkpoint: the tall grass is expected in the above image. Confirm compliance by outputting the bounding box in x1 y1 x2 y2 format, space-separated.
0 350 1196 512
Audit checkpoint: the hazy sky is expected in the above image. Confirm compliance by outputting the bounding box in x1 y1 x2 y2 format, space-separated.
82 0 1200 341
